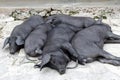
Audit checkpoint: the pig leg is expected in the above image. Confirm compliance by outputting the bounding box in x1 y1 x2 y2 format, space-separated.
105 39 120 44
98 58 120 66
27 47 42 57
61 42 86 64
25 55 38 61
104 32 120 43
61 42 78 58
84 57 95 63
99 50 120 61
107 31 120 40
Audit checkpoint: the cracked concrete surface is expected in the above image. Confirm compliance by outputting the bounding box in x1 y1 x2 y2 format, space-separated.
1 12 120 80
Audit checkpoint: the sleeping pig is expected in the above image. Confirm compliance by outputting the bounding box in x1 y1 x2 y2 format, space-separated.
46 14 96 28
35 23 85 74
3 15 45 54
71 22 120 65
24 23 52 57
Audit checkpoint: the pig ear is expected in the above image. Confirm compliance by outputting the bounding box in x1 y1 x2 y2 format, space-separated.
84 18 95 28
40 54 51 70
60 49 70 62
3 37 10 49
16 36 24 45
96 18 102 24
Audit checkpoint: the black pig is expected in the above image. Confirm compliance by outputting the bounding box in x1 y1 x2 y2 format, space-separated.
71 22 120 65
3 15 44 54
25 23 52 57
46 14 96 29
35 23 84 74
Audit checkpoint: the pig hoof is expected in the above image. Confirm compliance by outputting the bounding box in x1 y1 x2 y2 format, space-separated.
113 62 120 66
35 49 42 54
34 64 40 68
83 59 87 63
10 52 15 55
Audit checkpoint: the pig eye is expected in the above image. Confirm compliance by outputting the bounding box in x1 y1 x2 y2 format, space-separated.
110 29 112 32
59 62 63 65
52 60 56 64
51 58 56 64
52 60 61 65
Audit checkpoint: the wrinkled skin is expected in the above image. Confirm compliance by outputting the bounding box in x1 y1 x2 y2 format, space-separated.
35 23 85 74
25 23 52 57
71 23 120 65
3 15 44 54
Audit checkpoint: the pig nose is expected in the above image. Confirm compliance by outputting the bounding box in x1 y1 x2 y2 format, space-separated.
10 49 15 54
59 69 65 75
10 51 15 54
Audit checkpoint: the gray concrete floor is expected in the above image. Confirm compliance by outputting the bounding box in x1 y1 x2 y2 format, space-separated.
1 16 120 80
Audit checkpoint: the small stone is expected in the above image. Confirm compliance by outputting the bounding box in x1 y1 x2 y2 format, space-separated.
10 10 30 20
29 9 39 16
38 10 47 16
51 10 61 15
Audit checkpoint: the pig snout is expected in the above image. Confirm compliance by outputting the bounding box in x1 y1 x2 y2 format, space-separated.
27 52 41 57
58 69 65 75
10 48 16 54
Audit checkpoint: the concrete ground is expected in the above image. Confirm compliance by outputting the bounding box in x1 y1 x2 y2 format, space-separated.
1 7 120 80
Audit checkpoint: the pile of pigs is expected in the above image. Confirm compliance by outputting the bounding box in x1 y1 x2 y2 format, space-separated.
3 14 120 74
